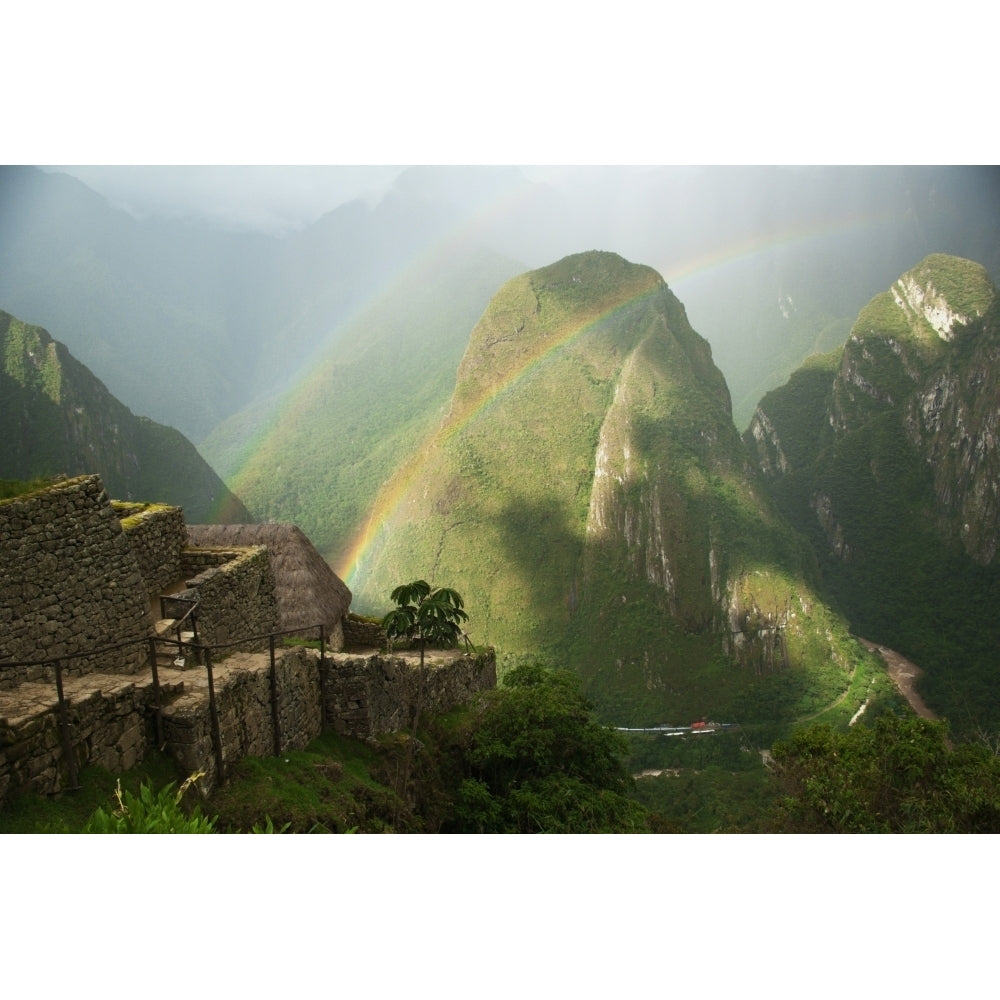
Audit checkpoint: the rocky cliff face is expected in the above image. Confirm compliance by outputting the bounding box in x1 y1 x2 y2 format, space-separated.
747 254 999 564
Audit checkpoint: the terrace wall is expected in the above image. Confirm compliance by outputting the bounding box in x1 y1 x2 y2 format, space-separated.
0 476 151 689
182 547 280 649
116 502 186 598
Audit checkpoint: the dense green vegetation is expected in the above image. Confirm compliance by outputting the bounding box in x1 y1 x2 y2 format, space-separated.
6 664 998 833
442 663 648 833
202 248 522 567
629 745 781 833
769 715 1000 832
1 665 653 834
351 253 871 739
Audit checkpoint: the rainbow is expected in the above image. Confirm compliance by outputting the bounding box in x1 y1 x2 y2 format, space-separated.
210 173 550 528
206 170 891 585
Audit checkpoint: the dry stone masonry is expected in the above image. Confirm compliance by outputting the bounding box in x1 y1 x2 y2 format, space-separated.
0 476 151 687
113 501 186 598
179 546 279 649
0 475 498 805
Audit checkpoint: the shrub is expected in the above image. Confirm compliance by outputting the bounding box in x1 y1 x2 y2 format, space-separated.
82 773 217 834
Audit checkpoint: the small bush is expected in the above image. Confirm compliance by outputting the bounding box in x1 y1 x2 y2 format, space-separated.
82 773 216 834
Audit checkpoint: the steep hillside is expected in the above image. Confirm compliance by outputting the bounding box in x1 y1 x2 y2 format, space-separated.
353 252 878 731
200 246 524 565
0 311 250 522
745 254 1000 734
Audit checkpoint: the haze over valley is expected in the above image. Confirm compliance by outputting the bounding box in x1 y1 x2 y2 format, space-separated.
3 164 1000 833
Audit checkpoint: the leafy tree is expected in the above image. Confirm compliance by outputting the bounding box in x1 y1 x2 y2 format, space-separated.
382 580 470 817
382 579 469 668
445 663 649 833
768 714 1000 833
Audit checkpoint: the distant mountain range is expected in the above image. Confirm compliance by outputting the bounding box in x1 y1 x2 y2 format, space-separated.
3 165 998 440
0 310 249 522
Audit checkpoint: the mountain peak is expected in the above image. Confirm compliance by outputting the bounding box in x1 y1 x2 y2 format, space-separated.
853 253 995 350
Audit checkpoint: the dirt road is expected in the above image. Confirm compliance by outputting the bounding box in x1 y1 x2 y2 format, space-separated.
858 638 939 720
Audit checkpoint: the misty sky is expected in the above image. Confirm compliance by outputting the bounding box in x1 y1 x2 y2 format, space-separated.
44 166 409 233
41 165 667 235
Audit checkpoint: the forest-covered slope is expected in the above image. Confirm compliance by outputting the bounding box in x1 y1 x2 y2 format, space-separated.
352 252 882 732
745 254 1000 735
0 311 250 522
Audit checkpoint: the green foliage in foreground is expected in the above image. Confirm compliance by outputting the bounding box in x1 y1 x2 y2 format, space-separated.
207 729 403 833
82 774 217 834
769 715 1000 833
0 749 185 833
206 667 651 833
440 663 649 833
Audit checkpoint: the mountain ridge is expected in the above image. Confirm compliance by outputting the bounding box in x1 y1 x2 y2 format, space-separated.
744 253 1000 733
0 310 251 522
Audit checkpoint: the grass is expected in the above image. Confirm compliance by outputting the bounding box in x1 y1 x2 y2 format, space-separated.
0 749 186 833
0 730 409 834
0 477 57 502
203 729 410 833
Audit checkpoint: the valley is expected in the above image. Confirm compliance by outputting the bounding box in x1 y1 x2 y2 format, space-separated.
3 165 1000 832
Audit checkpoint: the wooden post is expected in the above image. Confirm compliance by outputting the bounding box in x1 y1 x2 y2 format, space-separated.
319 624 328 729
147 637 164 749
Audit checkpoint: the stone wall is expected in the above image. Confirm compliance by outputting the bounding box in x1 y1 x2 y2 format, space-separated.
183 547 280 650
0 646 498 805
116 503 186 598
161 646 323 788
342 614 387 650
0 475 151 689
324 650 497 740
0 672 178 804
180 548 240 576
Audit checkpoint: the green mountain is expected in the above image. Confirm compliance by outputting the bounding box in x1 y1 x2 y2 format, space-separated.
0 310 251 521
744 254 1000 735
352 252 878 731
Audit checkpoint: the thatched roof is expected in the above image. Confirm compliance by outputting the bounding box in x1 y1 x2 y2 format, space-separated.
185 524 352 635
